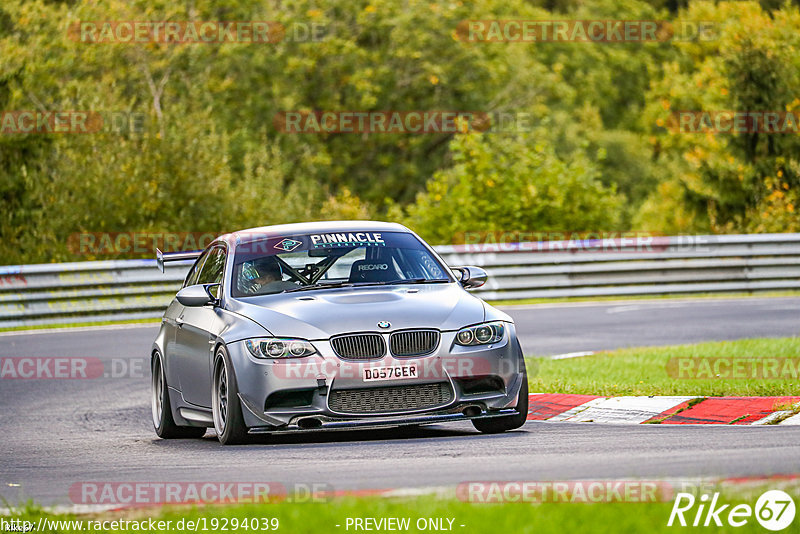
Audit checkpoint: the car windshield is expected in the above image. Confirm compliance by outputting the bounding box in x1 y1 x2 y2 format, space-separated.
231 231 453 297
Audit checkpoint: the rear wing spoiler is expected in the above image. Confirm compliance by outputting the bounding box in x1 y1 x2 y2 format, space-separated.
156 248 203 273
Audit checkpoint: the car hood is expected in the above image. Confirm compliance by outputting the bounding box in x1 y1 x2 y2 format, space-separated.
226 283 485 339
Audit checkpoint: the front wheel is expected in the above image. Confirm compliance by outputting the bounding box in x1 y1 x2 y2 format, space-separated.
212 347 249 445
472 355 529 434
152 352 206 439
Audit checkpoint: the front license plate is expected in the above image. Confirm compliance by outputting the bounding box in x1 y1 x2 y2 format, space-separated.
362 365 418 382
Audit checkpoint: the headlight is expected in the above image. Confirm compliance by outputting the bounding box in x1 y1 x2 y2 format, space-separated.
454 321 505 346
245 338 317 359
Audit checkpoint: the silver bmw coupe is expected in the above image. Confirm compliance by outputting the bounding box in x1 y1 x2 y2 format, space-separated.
151 221 528 444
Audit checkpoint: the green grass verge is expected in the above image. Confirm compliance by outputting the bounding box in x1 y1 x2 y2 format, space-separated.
487 290 800 307
526 337 800 396
6 493 788 534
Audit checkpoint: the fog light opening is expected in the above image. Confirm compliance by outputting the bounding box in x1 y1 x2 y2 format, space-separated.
462 406 482 418
297 417 322 429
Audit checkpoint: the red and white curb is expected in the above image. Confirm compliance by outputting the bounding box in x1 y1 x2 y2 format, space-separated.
527 394 800 425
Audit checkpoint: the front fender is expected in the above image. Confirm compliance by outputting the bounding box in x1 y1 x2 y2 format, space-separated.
214 308 272 344
483 301 513 323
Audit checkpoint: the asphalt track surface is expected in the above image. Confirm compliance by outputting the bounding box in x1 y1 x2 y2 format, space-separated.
511 296 800 356
1 296 799 506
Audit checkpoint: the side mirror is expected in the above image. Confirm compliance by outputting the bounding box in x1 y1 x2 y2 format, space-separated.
176 284 219 307
452 266 488 289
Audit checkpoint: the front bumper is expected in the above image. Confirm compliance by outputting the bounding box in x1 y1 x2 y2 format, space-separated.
247 408 520 434
227 323 525 432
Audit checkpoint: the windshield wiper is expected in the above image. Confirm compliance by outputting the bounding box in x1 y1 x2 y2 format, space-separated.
283 281 354 293
283 278 450 292
355 278 451 286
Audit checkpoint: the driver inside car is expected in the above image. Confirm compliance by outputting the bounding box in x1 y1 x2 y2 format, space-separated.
239 256 297 295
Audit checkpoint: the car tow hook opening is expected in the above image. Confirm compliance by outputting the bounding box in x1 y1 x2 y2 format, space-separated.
462 406 482 418
297 417 322 429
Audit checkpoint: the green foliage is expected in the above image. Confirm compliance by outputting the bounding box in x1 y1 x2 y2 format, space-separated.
640 1 800 233
402 133 620 243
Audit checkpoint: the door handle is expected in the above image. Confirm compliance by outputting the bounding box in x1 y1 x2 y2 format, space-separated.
176 316 185 327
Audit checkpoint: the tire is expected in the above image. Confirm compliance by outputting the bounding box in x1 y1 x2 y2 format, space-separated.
472 349 529 434
212 347 249 445
151 352 207 439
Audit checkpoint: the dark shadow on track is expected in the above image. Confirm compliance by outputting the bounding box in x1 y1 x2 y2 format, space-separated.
148 424 529 448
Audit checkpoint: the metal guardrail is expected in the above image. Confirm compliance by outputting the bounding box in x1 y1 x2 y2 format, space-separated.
1 233 798 328
436 233 800 300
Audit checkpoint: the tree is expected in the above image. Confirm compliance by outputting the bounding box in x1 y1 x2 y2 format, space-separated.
640 1 800 233
400 132 620 244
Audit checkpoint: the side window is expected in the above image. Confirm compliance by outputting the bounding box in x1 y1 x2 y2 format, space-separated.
396 248 445 279
184 250 210 288
197 246 226 297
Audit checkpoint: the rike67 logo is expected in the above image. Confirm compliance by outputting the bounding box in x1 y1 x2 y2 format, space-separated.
668 490 796 531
